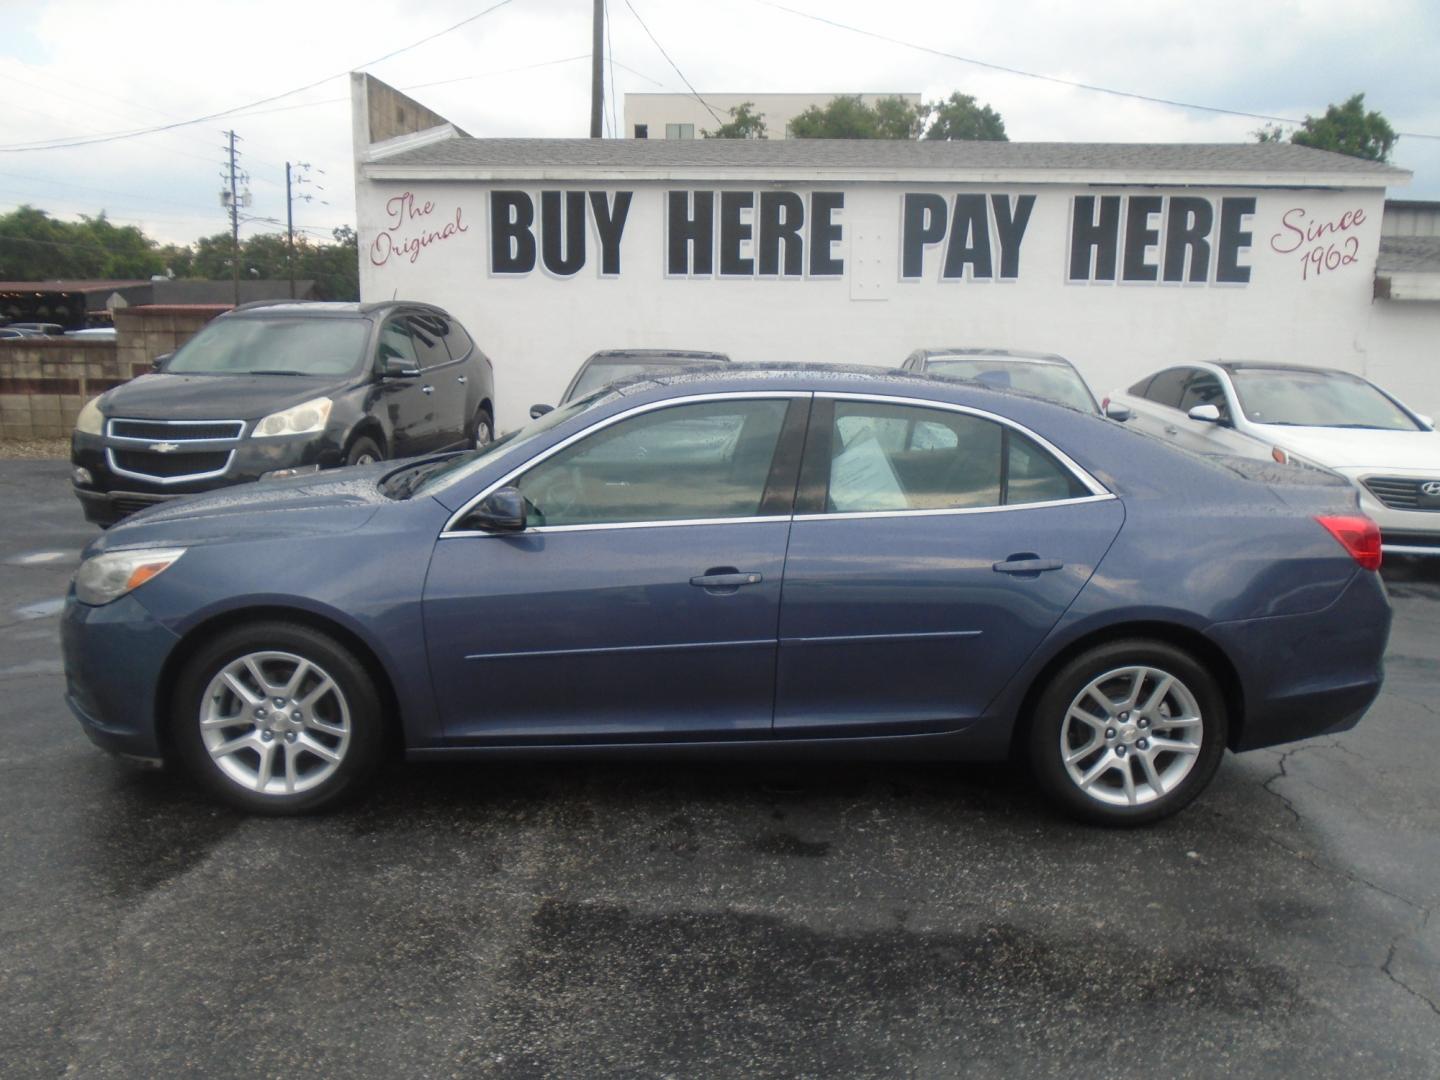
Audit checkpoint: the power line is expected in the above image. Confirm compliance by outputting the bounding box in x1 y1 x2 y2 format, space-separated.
605 0 620 137
0 0 519 153
621 0 723 126
755 0 1440 142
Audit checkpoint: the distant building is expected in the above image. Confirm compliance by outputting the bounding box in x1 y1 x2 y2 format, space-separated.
623 92 921 140
0 279 318 329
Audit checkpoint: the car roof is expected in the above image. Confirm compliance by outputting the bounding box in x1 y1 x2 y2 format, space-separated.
224 300 454 319
1214 360 1361 378
918 348 1074 366
585 349 731 364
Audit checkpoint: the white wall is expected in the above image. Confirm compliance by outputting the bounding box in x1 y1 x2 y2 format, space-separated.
357 178 1440 431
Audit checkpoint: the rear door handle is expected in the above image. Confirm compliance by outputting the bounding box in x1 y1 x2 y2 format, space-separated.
993 557 1064 575
690 572 763 588
456 375 467 384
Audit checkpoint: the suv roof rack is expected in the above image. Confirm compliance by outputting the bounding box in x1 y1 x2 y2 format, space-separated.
229 299 310 313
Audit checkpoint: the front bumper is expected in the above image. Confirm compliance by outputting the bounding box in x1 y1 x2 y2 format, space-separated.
1340 471 1440 556
1207 569 1391 752
60 590 181 759
71 429 344 526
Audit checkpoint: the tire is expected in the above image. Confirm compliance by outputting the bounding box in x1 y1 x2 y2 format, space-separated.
345 436 383 467
1027 639 1228 826
471 407 494 449
170 621 387 815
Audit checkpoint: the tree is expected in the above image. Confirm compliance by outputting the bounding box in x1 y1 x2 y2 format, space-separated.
0 206 162 280
1291 93 1397 162
1253 123 1287 144
788 95 925 139
703 102 768 140
922 92 1007 141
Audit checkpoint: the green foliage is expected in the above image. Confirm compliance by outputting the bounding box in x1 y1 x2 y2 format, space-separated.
0 206 163 280
1290 93 1397 162
1252 123 1287 144
922 92 1008 142
0 206 359 300
787 92 1007 141
703 102 768 140
788 95 925 139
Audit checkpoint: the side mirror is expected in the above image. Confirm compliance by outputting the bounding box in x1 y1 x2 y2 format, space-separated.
1188 403 1222 424
463 486 526 532
151 353 172 373
381 355 421 379
530 403 554 419
1104 401 1132 422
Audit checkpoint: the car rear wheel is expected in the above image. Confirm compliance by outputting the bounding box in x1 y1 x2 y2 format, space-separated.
171 622 386 814
1028 639 1227 825
345 436 383 467
471 407 493 449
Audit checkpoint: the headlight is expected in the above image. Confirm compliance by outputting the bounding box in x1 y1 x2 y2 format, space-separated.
252 397 332 438
74 548 186 606
75 396 104 435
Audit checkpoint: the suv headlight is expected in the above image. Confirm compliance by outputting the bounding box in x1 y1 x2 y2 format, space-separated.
74 548 186 606
75 396 104 436
252 397 332 438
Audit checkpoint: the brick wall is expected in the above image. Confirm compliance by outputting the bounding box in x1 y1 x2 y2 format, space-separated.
0 304 228 439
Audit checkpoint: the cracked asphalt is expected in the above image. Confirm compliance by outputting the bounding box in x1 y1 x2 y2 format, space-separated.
1 458 1437 1078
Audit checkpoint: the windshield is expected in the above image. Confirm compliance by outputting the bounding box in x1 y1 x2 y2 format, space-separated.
392 391 612 500
1229 369 1421 430
924 358 1098 413
166 318 370 376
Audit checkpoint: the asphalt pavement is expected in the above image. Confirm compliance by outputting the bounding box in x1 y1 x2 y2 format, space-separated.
1 458 1437 1078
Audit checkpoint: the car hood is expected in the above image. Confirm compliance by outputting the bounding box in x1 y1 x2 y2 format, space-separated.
97 371 352 422
1262 425 1440 471
84 464 392 557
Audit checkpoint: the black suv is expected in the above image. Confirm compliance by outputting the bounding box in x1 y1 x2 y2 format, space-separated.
71 300 494 526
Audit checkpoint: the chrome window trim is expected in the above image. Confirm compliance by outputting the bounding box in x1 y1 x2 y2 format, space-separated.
440 391 812 537
817 390 1110 497
105 448 236 485
792 492 1116 523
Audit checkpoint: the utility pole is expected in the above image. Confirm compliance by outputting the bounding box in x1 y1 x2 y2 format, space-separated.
284 162 322 299
226 130 240 306
590 0 604 137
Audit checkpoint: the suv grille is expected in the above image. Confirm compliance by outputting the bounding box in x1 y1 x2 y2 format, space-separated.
105 417 243 484
1363 476 1440 511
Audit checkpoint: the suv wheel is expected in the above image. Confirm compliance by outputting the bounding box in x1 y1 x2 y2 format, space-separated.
471 408 494 449
346 436 383 467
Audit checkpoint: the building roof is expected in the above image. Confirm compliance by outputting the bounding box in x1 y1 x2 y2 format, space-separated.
368 137 1409 186
0 280 152 294
150 279 319 304
1377 236 1440 274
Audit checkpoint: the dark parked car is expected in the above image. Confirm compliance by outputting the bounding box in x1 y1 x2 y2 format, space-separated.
63 365 1388 823
70 300 494 526
535 348 729 415
901 348 1104 415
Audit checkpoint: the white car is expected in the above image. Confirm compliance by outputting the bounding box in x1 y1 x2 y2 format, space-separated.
1107 361 1440 556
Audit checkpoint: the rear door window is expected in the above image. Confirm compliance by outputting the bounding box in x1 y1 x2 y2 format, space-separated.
820 400 1088 513
406 313 452 369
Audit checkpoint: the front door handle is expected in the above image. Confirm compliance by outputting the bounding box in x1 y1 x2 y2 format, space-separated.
690 571 763 588
456 375 467 384
1164 424 1178 435
993 557 1064 576
421 384 434 395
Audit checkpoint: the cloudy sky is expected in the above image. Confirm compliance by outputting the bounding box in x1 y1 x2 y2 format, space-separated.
1 0 1436 247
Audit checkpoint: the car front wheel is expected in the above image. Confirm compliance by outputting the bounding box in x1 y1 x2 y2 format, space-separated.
471 407 493 449
171 622 386 814
1028 639 1228 825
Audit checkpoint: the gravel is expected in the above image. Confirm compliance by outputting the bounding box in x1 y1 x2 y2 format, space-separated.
0 437 69 460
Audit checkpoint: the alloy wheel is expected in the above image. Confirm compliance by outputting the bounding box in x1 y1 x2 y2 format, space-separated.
198 650 351 796
1059 665 1203 807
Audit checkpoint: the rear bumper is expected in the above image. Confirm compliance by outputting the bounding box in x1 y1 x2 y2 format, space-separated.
1207 570 1391 751
61 591 180 759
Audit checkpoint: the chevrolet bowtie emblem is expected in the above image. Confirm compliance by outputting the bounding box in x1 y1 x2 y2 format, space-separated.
149 442 181 453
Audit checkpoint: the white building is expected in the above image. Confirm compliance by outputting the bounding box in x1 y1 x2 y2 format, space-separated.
351 75 1437 432
623 92 922 140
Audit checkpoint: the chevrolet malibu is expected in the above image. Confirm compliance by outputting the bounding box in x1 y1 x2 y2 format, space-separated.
62 366 1391 824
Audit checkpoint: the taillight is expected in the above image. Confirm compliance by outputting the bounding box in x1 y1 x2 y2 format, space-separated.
1316 514 1382 571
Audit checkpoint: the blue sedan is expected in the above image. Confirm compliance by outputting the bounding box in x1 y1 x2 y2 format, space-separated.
61 366 1391 824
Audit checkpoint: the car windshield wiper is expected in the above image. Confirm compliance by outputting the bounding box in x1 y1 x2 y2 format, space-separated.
246 369 311 376
379 455 468 500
